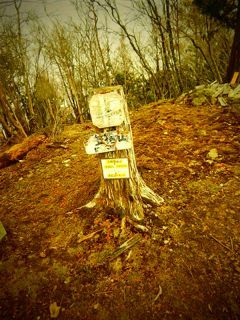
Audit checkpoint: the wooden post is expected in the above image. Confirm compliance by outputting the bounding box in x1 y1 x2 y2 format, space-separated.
84 86 163 223
230 72 239 86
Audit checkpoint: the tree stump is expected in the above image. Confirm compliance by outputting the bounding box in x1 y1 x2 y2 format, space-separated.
84 86 163 223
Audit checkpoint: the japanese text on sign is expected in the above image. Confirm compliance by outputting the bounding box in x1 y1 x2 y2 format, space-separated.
85 130 131 155
89 92 124 128
101 158 130 179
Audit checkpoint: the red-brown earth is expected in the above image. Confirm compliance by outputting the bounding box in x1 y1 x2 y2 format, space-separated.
0 101 240 319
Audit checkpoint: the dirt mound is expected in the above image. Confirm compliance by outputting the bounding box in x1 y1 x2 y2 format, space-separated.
0 102 240 319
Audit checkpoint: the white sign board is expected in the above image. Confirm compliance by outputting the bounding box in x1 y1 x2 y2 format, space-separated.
89 92 125 128
101 158 130 179
85 131 131 155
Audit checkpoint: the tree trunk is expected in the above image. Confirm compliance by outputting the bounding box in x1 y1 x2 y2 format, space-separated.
0 83 28 138
0 113 12 138
225 2 240 82
165 0 183 93
84 86 163 223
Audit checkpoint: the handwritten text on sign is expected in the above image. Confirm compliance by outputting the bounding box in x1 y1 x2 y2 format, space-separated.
89 92 124 128
85 131 131 155
101 158 130 179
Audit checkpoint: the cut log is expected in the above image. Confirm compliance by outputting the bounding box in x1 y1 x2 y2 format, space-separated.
0 134 46 169
83 86 164 222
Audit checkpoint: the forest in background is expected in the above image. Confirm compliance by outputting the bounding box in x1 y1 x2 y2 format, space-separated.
0 0 239 140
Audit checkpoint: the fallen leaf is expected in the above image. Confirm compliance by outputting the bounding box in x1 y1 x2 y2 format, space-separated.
207 148 218 160
39 251 46 258
49 302 61 318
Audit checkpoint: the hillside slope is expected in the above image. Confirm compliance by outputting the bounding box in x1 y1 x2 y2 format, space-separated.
0 101 240 320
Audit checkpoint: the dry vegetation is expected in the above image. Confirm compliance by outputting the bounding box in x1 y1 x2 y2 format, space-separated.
0 101 240 319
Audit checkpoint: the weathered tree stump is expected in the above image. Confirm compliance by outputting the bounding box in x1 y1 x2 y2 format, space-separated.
84 86 163 223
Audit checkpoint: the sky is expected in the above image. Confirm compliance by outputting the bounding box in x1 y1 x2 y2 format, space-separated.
1 0 86 22
0 0 135 26
0 0 150 76
0 0 149 52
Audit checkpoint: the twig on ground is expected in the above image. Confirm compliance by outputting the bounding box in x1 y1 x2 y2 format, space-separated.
153 285 162 302
108 234 142 261
77 229 103 243
208 234 233 252
230 237 234 251
127 217 149 233
46 143 68 149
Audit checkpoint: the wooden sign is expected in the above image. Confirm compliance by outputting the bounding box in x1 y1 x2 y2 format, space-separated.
89 92 125 128
101 158 130 179
85 130 131 155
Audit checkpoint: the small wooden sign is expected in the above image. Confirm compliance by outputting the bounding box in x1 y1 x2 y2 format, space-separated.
85 131 131 155
101 158 130 179
89 92 125 128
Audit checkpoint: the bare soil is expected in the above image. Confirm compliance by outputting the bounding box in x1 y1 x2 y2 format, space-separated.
0 101 240 320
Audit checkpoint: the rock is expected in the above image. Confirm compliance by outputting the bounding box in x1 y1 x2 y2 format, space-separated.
218 97 227 106
212 86 224 98
207 148 218 160
192 96 207 106
228 84 240 98
195 84 206 90
175 82 240 110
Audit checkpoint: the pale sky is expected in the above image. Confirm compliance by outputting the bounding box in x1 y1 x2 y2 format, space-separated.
1 0 135 25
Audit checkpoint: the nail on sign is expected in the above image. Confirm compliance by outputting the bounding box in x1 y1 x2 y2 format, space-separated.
101 158 129 179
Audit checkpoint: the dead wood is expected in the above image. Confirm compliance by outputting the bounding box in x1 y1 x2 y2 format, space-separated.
0 134 46 169
46 143 68 150
77 229 103 244
108 234 142 261
208 234 233 252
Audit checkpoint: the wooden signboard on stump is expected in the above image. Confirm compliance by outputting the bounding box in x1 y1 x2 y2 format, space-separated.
84 86 163 223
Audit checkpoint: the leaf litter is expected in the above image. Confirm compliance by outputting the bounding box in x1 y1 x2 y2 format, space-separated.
0 102 240 319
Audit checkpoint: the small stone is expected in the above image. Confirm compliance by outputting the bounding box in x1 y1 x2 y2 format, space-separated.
62 159 71 164
39 251 46 258
207 148 218 160
93 303 100 310
192 96 207 106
